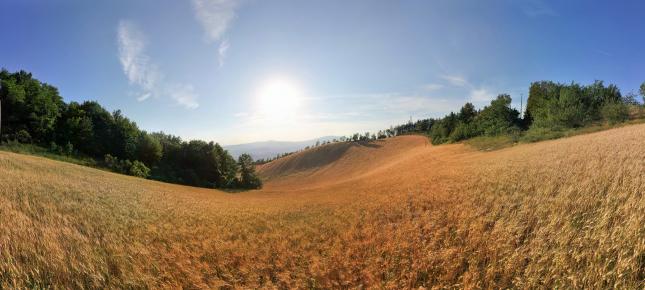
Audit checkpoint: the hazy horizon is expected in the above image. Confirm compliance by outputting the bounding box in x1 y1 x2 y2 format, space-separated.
2 0 644 145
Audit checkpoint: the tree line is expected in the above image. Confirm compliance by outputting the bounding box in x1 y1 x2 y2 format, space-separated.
426 80 642 144
339 80 643 145
269 79 643 159
0 69 261 189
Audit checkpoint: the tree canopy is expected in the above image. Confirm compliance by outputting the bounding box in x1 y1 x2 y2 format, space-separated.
0 69 261 190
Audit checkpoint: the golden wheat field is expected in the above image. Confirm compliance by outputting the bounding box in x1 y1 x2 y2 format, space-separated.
1 124 644 289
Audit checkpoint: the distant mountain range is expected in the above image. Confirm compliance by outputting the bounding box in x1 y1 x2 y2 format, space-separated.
224 136 341 160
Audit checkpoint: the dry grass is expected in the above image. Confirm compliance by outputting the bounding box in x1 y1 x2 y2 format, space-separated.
1 124 644 289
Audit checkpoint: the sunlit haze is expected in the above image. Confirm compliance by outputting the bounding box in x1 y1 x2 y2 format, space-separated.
256 77 304 121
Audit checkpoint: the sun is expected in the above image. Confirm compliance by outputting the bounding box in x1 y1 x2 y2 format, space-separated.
256 77 303 120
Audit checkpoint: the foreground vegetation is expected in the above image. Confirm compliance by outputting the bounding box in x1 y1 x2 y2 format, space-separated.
0 69 261 189
1 124 643 288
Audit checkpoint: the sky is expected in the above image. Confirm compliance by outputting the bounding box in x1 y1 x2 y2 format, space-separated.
1 0 644 145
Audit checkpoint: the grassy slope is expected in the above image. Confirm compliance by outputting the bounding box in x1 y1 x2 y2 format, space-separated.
1 124 644 288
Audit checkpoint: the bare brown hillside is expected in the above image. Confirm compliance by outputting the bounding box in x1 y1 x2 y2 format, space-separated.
258 135 431 189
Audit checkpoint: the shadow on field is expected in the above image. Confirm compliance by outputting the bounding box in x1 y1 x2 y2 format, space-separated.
260 141 383 178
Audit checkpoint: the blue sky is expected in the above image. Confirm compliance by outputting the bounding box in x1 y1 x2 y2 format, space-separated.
1 0 644 145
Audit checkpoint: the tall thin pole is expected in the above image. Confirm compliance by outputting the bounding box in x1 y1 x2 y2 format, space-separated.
520 94 523 118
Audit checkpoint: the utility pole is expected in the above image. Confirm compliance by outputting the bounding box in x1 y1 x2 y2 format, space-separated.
520 94 523 119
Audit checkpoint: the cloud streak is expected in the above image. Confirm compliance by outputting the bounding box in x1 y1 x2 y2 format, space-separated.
218 39 230 67
192 0 240 67
470 88 494 103
440 75 469 87
192 0 238 42
117 20 199 109
117 20 160 101
167 84 199 109
439 74 497 104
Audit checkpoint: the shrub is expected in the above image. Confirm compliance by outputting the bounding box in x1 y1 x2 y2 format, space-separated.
449 123 476 142
15 130 32 143
429 115 457 144
601 101 629 125
103 154 149 178
64 142 74 156
49 142 60 153
129 160 151 178
104 154 119 170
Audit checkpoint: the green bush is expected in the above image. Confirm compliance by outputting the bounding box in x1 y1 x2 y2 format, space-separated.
104 154 119 170
129 160 151 178
64 142 74 156
15 130 32 143
449 123 476 142
49 142 60 154
103 154 150 178
601 101 629 125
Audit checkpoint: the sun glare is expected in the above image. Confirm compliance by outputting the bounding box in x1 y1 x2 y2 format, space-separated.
256 77 303 120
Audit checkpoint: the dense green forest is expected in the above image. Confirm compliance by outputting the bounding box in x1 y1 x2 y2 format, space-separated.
0 69 261 189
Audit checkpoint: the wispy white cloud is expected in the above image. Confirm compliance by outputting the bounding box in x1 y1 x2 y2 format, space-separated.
117 20 161 101
438 74 497 105
167 84 199 109
117 20 199 109
218 39 230 67
440 74 469 87
470 88 494 103
192 0 240 67
192 0 238 42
